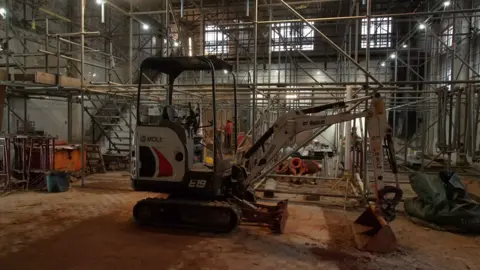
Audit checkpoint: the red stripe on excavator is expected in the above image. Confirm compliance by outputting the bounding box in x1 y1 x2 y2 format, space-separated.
152 147 174 177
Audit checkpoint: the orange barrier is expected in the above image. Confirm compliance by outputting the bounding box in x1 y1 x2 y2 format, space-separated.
54 142 86 172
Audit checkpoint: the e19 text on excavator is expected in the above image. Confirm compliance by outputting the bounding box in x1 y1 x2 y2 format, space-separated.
131 56 402 253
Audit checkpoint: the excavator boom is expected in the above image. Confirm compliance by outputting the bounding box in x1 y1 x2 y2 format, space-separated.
240 93 402 252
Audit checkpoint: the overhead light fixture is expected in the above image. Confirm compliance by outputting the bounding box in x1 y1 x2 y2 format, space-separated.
0 8 6 18
418 23 426 30
95 0 105 5
173 41 179 47
402 44 408 48
381 62 386 67
92 73 97 78
390 53 396 59
223 69 228 74
316 71 321 75
188 37 192 57
443 1 451 7
142 23 149 30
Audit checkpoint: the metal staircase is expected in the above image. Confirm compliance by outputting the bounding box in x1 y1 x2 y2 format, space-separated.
84 94 136 154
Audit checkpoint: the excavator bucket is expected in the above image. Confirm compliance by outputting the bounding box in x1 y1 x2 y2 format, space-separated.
351 204 398 253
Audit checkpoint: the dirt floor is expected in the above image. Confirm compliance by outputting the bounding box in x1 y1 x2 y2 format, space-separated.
0 172 480 270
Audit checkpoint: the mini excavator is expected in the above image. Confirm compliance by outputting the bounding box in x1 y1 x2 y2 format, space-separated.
131 56 402 252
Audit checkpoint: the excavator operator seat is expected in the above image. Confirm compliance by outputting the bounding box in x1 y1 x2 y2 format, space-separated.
162 105 180 122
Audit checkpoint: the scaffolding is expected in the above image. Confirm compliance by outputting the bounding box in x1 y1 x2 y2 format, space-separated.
0 0 480 192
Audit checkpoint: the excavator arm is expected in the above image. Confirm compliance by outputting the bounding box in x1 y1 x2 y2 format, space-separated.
240 94 402 222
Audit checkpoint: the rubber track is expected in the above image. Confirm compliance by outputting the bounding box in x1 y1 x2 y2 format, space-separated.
133 197 242 233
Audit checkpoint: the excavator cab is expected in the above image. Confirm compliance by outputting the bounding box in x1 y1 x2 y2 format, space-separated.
132 56 235 194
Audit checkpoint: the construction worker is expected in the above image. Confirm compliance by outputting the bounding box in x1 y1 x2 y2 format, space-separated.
224 119 233 152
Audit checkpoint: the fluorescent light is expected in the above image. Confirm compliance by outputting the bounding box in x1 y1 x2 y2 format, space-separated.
402 44 408 48
286 94 297 99
142 23 149 30
173 41 179 47
188 37 192 56
381 62 386 67
0 8 6 18
443 1 451 7
390 53 396 59
418 23 426 30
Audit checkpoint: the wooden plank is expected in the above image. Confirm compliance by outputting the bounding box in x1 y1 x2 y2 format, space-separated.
0 69 7 81
34 71 56 85
11 73 36 81
0 70 37 82
34 71 84 88
59 75 82 88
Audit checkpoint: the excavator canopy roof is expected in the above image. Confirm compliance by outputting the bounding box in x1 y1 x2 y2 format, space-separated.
140 56 233 79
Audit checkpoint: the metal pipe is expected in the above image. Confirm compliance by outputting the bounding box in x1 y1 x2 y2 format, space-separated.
45 18 49 73
129 1 133 88
255 8 480 24
38 7 71 22
131 0 338 14
268 174 343 181
267 0 272 91
87 84 411 90
455 90 462 150
80 0 85 187
345 86 352 171
67 96 72 143
252 0 258 143
10 53 46 57
233 73 238 150
448 6 457 170
84 81 480 87
56 35 61 85
51 31 100 37
255 188 365 200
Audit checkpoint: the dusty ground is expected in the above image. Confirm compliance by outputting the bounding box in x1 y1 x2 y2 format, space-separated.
0 172 479 270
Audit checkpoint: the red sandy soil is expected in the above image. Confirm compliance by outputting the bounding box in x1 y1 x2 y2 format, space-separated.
0 173 479 270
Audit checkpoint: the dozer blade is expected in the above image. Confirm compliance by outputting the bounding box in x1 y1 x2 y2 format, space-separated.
241 199 289 233
351 204 398 253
